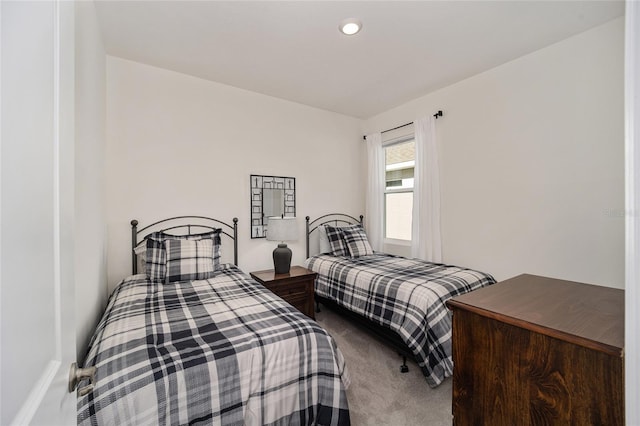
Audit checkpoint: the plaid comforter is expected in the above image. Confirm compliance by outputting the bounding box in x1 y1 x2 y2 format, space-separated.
305 254 495 388
78 265 351 426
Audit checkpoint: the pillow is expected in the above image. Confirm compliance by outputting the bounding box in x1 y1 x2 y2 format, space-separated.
145 238 167 283
318 225 332 254
164 238 218 283
134 243 147 274
341 226 374 257
324 225 350 256
142 229 222 282
209 230 222 271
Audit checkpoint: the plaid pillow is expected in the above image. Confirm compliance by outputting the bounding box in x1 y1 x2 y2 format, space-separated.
341 226 374 257
324 225 350 256
145 238 167 283
143 229 222 282
210 231 222 271
324 224 365 257
164 238 217 283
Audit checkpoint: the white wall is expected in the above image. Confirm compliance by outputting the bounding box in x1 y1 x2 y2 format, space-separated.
75 1 107 361
364 18 625 288
105 57 364 292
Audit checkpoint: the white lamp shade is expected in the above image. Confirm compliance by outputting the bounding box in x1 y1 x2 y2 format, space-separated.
266 217 298 242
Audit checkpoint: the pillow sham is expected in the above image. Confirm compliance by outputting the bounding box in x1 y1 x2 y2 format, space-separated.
324 225 348 256
134 243 147 274
142 229 222 282
164 238 217 283
145 238 167 283
318 225 332 254
324 224 353 257
341 226 374 257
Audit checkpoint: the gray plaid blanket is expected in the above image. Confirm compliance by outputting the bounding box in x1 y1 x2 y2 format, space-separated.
305 254 495 387
78 265 351 425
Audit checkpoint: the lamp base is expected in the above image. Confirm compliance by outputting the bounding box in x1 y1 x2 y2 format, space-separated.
273 243 292 274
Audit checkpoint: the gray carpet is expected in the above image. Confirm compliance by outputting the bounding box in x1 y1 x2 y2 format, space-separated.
316 307 453 426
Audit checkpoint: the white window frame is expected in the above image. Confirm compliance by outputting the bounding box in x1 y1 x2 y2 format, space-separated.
383 135 415 243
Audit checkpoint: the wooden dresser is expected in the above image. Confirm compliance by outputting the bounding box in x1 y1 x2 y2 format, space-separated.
250 266 316 319
446 274 624 425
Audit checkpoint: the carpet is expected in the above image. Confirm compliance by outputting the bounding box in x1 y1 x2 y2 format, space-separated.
316 307 453 426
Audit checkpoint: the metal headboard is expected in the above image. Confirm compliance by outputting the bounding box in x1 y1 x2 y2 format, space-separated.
305 213 364 258
131 215 239 274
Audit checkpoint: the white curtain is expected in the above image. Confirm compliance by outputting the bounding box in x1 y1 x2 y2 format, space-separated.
365 132 384 251
411 116 442 262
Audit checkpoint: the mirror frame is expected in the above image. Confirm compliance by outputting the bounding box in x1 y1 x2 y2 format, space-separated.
250 174 296 238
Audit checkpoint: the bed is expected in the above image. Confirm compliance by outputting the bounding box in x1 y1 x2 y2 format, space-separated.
304 213 496 388
77 216 351 426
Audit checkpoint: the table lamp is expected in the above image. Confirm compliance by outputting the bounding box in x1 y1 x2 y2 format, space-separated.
266 217 298 274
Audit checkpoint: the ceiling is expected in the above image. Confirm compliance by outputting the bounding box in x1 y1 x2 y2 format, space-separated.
94 1 624 119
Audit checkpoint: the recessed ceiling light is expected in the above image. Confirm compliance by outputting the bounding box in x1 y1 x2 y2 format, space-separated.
339 18 362 36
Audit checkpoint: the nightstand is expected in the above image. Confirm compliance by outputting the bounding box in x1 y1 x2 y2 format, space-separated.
250 266 317 319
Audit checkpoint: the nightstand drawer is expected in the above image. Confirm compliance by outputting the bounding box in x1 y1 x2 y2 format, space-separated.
265 280 308 299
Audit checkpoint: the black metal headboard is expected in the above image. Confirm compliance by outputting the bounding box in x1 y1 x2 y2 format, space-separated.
131 215 239 274
305 213 363 258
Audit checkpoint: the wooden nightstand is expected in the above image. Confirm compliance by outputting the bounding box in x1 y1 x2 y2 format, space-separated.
250 266 317 319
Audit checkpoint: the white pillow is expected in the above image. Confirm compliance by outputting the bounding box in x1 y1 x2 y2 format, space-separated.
134 243 146 273
318 225 332 254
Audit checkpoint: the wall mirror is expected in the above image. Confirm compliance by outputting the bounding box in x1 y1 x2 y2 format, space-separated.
250 174 296 238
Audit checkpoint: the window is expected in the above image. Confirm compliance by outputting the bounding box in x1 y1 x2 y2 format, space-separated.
384 138 414 241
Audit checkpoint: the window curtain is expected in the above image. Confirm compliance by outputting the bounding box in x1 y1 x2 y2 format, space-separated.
365 132 384 251
411 116 442 262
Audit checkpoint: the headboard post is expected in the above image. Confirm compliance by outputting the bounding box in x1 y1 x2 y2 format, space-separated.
131 219 139 274
305 216 311 259
233 217 238 266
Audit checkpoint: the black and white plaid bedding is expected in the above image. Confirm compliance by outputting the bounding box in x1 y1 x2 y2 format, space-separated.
77 265 351 425
305 254 496 388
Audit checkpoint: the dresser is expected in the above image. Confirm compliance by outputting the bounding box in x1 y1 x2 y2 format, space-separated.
250 266 316 319
446 274 624 425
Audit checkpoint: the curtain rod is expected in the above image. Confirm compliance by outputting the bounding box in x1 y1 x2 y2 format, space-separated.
363 110 443 140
